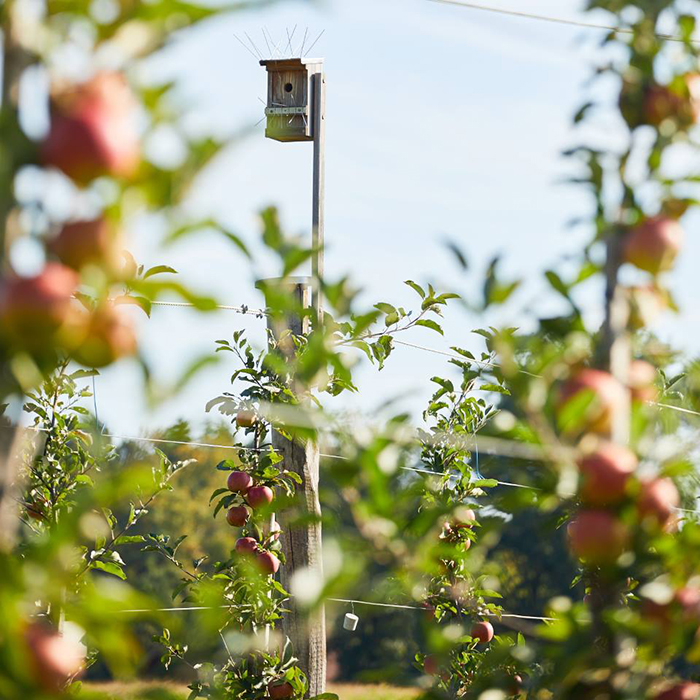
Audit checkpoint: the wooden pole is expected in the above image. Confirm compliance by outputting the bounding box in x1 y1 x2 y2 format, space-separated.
261 278 326 697
311 69 326 319
601 231 631 444
258 57 327 696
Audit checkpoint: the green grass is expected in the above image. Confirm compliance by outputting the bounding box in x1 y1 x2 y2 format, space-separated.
81 681 420 700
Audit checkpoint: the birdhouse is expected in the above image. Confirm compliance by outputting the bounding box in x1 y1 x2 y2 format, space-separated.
260 58 324 142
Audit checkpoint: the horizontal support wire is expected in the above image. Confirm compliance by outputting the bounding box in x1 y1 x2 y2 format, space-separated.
103 599 557 622
427 0 698 44
139 299 700 421
33 428 691 513
148 300 267 317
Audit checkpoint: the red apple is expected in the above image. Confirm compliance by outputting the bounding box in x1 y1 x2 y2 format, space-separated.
676 587 700 620
71 304 137 368
268 682 295 699
421 601 436 622
624 216 683 275
509 675 524 695
451 507 476 529
558 369 628 435
25 491 49 521
645 84 687 126
628 359 658 403
49 218 122 275
256 550 280 575
638 478 680 528
227 471 253 494
644 74 700 127
0 263 79 351
422 654 449 682
423 654 440 676
620 74 700 129
642 598 672 633
567 511 629 564
577 442 636 506
226 506 249 528
470 620 494 644
236 410 257 428
25 624 85 692
235 537 259 556
654 683 700 700
42 72 140 183
26 503 46 521
247 485 274 510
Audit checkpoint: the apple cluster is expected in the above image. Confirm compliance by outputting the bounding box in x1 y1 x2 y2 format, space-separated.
554 72 698 695
420 504 523 689
560 369 680 562
558 185 686 568
227 469 281 576
620 73 700 133
0 72 141 374
224 411 283 578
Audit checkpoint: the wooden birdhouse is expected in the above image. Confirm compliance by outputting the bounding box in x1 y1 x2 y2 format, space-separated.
260 58 324 142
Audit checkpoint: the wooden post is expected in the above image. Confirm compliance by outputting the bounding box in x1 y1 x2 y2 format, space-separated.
259 57 327 695
259 278 326 696
601 232 631 444
311 70 326 318
259 57 327 694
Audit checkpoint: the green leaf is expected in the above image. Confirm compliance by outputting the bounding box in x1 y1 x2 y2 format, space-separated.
117 295 152 316
480 383 510 394
374 303 397 315
143 265 178 279
444 239 469 270
91 560 127 580
282 247 315 277
415 319 444 335
113 535 147 545
544 270 570 299
431 377 454 392
573 101 594 123
70 369 99 379
471 479 498 488
209 487 230 504
404 280 425 298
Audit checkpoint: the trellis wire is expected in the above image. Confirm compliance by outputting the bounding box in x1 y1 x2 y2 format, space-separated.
75 357 698 521
148 300 267 317
106 599 557 622
427 0 699 44
392 340 700 420
42 426 692 513
138 299 700 421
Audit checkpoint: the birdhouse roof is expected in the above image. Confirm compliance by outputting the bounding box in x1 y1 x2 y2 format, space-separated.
259 58 324 71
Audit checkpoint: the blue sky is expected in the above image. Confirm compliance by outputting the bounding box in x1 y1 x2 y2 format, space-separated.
90 0 700 436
